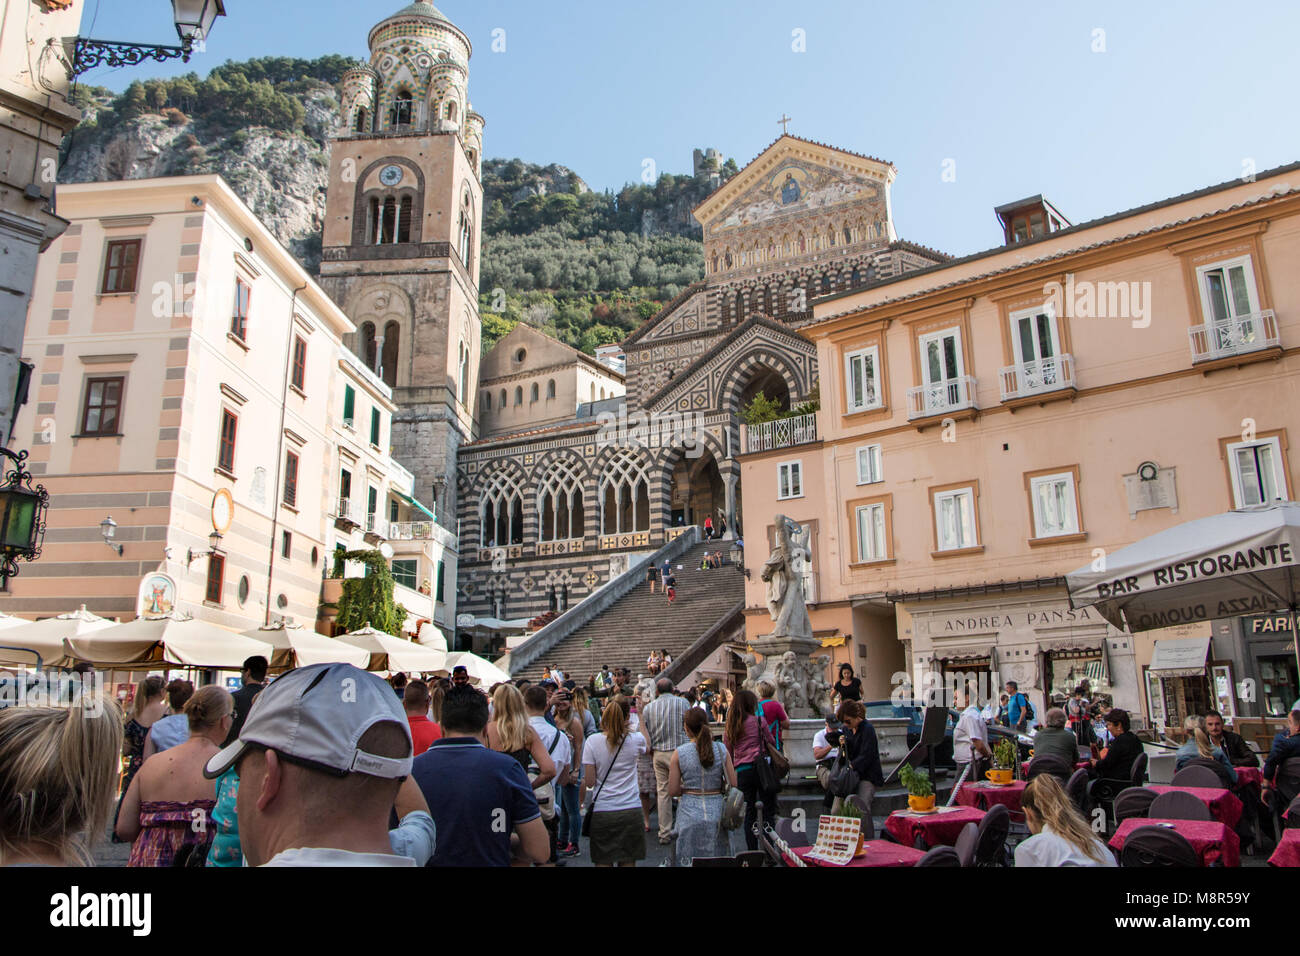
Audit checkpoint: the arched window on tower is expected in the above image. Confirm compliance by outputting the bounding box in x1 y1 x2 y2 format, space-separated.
468 148 478 168
459 342 469 405
446 101 458 122
354 107 369 133
599 450 650 534
393 91 413 127
482 391 491 411
458 211 473 268
530 382 539 403
360 322 377 372
381 321 399 388
546 379 556 399
379 197 397 244
538 458 585 542
499 388 507 408
398 196 413 243
515 386 523 406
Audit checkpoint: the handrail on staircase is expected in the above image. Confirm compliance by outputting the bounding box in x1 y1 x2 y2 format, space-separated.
507 527 702 676
659 599 745 685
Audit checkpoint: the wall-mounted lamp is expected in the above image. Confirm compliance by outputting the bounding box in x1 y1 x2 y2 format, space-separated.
100 515 124 556
187 529 223 568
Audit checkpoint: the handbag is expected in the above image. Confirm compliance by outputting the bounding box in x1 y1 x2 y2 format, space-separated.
719 743 746 830
826 746 860 798
581 734 627 838
752 716 789 793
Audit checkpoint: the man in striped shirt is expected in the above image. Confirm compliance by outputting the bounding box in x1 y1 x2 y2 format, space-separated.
642 677 692 844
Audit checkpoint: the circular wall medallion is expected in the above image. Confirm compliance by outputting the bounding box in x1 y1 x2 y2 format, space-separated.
211 489 233 534
379 164 404 187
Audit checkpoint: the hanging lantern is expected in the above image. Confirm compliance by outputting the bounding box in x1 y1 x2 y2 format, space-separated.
0 449 48 580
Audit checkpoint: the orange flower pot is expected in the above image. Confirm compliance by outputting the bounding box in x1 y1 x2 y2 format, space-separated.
908 794 935 812
986 768 1014 786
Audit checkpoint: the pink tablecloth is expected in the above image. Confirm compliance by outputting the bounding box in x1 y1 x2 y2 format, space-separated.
1269 829 1300 867
1148 785 1243 830
885 806 985 848
1233 766 1264 788
1109 818 1240 867
792 841 926 868
956 780 1027 814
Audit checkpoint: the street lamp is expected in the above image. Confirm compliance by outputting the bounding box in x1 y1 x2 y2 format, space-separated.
62 0 227 78
99 515 124 556
187 529 224 568
0 449 49 581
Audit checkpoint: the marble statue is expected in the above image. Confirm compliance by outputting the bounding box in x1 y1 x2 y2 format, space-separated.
806 653 833 717
761 515 812 640
775 650 807 712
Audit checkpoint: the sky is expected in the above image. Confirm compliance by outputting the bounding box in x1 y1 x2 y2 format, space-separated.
73 0 1300 257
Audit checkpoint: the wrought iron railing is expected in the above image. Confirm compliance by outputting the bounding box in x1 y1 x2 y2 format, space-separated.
999 354 1076 401
743 412 818 453
1188 310 1279 362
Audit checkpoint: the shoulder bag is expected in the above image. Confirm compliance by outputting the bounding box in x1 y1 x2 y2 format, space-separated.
752 716 790 792
581 735 627 838
826 735 860 798
718 742 746 830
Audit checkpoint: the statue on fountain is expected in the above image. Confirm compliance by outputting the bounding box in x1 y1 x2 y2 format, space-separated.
761 515 813 641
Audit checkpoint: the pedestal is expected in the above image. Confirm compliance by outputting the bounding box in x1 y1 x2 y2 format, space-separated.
743 632 830 719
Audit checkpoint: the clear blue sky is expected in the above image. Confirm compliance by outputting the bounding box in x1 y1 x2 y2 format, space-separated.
76 0 1300 256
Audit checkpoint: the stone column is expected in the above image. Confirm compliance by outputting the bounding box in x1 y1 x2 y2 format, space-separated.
723 471 738 540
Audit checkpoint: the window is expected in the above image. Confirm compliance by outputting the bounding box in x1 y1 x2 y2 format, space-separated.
397 196 412 243
1197 256 1259 325
480 469 524 546
458 342 469 404
101 239 141 294
217 410 238 474
343 385 355 427
393 91 413 126
538 457 585 541
205 552 226 604
435 560 446 602
281 530 292 560
856 444 882 485
530 383 539 402
391 559 418 589
339 469 352 511
231 278 251 341
370 408 381 446
458 211 473 267
515 386 523 406
283 450 299 507
546 379 556 399
1227 437 1286 507
599 450 650 533
367 486 379 528
354 107 368 132
777 461 803 500
855 503 887 563
499 388 507 408
291 335 307 391
389 498 399 523
1029 471 1080 538
80 376 124 436
482 391 492 411
934 486 978 551
844 346 881 412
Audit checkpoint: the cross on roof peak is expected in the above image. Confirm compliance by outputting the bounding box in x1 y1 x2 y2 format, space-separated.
778 114 792 135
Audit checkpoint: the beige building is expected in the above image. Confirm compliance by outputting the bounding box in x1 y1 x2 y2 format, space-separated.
1 174 456 641
0 0 85 445
739 165 1300 729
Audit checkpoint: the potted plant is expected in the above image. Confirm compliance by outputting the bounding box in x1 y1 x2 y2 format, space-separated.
834 799 869 856
899 764 935 813
987 738 1017 786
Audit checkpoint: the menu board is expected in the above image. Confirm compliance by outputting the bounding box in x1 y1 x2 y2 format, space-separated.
804 814 861 866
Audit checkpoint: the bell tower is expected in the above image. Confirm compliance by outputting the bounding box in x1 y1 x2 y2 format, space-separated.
320 1 485 517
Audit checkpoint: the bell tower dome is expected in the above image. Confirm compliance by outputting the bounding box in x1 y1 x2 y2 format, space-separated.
319 1 484 519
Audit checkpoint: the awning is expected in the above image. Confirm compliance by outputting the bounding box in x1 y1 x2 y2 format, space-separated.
1038 636 1105 654
819 635 846 648
1148 636 1211 679
395 490 436 521
932 644 995 664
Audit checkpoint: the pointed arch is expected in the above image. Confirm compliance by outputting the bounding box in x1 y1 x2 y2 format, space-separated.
536 455 586 541
598 448 651 534
479 467 525 548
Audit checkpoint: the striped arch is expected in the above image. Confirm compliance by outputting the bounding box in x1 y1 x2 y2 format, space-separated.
717 347 807 418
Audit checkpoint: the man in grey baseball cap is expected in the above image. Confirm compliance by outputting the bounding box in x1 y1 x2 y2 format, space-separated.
204 662 419 866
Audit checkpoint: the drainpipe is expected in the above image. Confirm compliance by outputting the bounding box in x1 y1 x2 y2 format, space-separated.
265 282 308 626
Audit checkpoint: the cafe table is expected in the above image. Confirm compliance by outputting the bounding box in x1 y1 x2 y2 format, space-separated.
1147 785 1243 830
1234 766 1264 789
1021 759 1089 775
955 779 1028 814
790 841 927 868
1109 818 1240 867
885 805 985 849
1268 829 1300 867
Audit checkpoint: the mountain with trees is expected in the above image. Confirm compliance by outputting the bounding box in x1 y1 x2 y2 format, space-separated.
58 55 739 355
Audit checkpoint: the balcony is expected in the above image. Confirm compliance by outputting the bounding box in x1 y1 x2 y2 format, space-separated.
743 412 818 454
334 497 359 527
1189 311 1281 366
999 354 1076 403
364 514 387 540
390 521 438 540
908 376 978 422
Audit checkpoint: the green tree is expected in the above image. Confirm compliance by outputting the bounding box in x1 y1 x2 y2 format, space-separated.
741 391 785 426
334 549 407 636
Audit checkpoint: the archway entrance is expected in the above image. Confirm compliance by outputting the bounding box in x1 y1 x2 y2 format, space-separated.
668 447 725 533
738 366 791 416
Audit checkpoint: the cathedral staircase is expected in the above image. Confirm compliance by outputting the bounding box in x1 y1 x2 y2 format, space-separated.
512 539 746 684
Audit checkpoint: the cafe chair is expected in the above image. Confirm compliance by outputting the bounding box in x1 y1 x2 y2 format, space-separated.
691 856 741 867
974 803 1011 867
1066 768 1091 815
1027 754 1073 784
1272 772 1300 837
1284 794 1300 830
735 850 766 867
1113 787 1158 823
1120 825 1199 867
1276 757 1300 807
1129 752 1149 788
914 846 961 867
1148 790 1212 822
954 822 979 867
1171 764 1227 790
846 795 876 839
775 817 809 848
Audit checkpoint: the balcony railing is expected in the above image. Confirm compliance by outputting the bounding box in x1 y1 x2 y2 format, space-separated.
999 354 1076 401
908 376 977 420
389 521 437 540
365 514 387 538
744 412 818 453
1189 310 1280 363
335 497 357 524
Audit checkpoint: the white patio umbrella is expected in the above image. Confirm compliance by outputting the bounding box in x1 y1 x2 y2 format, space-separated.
68 611 273 670
1066 501 1300 675
0 605 116 668
441 651 512 687
240 623 370 671
336 625 448 673
417 621 449 654
0 610 29 630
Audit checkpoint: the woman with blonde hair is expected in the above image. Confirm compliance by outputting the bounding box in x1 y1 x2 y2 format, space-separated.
1174 714 1238 785
486 683 556 791
116 685 233 866
572 686 598 738
1015 774 1116 866
668 706 737 865
580 695 647 866
0 698 123 865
